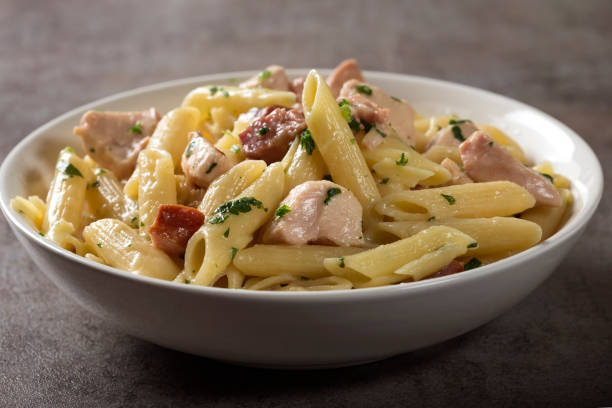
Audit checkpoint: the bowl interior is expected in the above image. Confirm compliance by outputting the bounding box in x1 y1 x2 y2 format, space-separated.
0 69 603 290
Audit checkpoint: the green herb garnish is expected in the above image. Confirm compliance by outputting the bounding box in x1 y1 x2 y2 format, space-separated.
395 153 409 166
57 160 83 178
208 196 264 224
373 125 387 138
467 242 478 249
96 243 102 248
451 125 465 142
230 144 241 153
89 147 95 153
539 172 554 183
300 276 309 280
274 204 291 221
299 129 315 154
354 84 372 95
488 141 494 147
231 247 238 260
324 187 341 205
428 216 435 222
205 162 217 174
338 257 345 268
209 86 219 95
258 69 271 80
322 174 332 181
464 258 482 270
449 118 472 125
391 96 402 102
129 121 143 134
91 180 100 188
380 177 390 184
223 228 230 238
38 232 45 237
185 139 197 158
258 127 270 136
441 193 456 205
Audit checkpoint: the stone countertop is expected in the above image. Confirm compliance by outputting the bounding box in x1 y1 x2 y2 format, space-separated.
1 1 611 406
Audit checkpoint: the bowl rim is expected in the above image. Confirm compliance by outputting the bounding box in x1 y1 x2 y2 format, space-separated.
0 69 604 301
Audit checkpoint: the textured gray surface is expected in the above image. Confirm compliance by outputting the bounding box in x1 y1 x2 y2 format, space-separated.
1 0 611 406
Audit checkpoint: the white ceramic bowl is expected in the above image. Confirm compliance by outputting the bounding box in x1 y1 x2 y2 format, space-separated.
0 70 603 369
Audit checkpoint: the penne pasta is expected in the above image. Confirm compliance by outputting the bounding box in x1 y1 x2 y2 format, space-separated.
520 188 572 240
148 106 201 170
137 148 177 233
233 244 365 278
86 167 138 226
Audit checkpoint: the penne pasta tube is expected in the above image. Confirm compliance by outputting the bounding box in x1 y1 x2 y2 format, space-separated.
323 226 474 281
302 69 380 212
520 188 572 240
86 168 138 226
376 181 536 220
186 162 285 286
148 106 201 170
83 218 179 280
233 245 365 278
379 216 542 256
284 140 327 193
137 148 177 233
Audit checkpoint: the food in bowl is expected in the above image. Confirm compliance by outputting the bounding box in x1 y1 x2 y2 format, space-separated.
10 60 573 291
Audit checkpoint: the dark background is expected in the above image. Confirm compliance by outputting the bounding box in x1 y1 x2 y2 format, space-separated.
1 1 611 406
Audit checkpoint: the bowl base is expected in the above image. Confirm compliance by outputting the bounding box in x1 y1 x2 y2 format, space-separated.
213 355 394 370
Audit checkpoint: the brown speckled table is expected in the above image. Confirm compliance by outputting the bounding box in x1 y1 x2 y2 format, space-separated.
1 1 611 406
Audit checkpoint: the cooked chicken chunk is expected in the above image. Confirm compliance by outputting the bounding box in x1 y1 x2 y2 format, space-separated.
327 59 364 97
339 79 415 146
262 180 364 247
460 131 561 206
181 132 233 188
74 108 160 179
425 122 479 151
239 106 306 164
240 65 290 91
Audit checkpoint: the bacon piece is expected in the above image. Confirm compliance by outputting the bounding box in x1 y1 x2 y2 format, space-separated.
240 65 290 91
262 180 364 247
460 131 561 206
440 158 473 186
423 260 464 280
149 204 205 258
327 59 364 97
425 122 479 151
181 132 233 188
239 107 307 164
74 108 160 179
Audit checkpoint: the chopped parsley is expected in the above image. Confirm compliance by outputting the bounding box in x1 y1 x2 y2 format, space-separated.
185 279 191 284
354 84 372 95
140 221 145 227
448 118 472 125
95 169 106 175
338 99 361 132
209 86 219 95
380 177 390 184
441 193 456 205
488 141 494 147
129 121 143 134
350 138 356 144
338 257 345 268
258 69 271 80
230 144 241 153
464 258 482 270
300 276 309 281
428 216 436 222
322 174 333 181
299 129 315 154
38 232 45 237
324 187 341 205
231 247 238 260
57 159 83 178
451 125 465 142
222 88 230 98
65 147 76 154
467 242 478 249
185 139 197 158
274 204 291 221
395 153 409 166
391 96 403 102
96 243 102 248
91 180 100 188
131 216 138 223
205 162 217 174
208 196 264 224
258 127 270 136
223 228 230 238
373 124 387 138
540 172 554 183
89 147 95 153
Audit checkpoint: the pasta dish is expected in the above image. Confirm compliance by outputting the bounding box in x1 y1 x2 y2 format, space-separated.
11 60 573 291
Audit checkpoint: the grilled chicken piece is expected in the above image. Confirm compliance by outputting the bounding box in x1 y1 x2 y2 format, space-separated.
239 106 306 164
149 204 205 259
339 79 415 146
74 108 160 179
262 180 364 247
327 59 364 97
240 65 290 91
181 132 233 188
460 131 561 206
